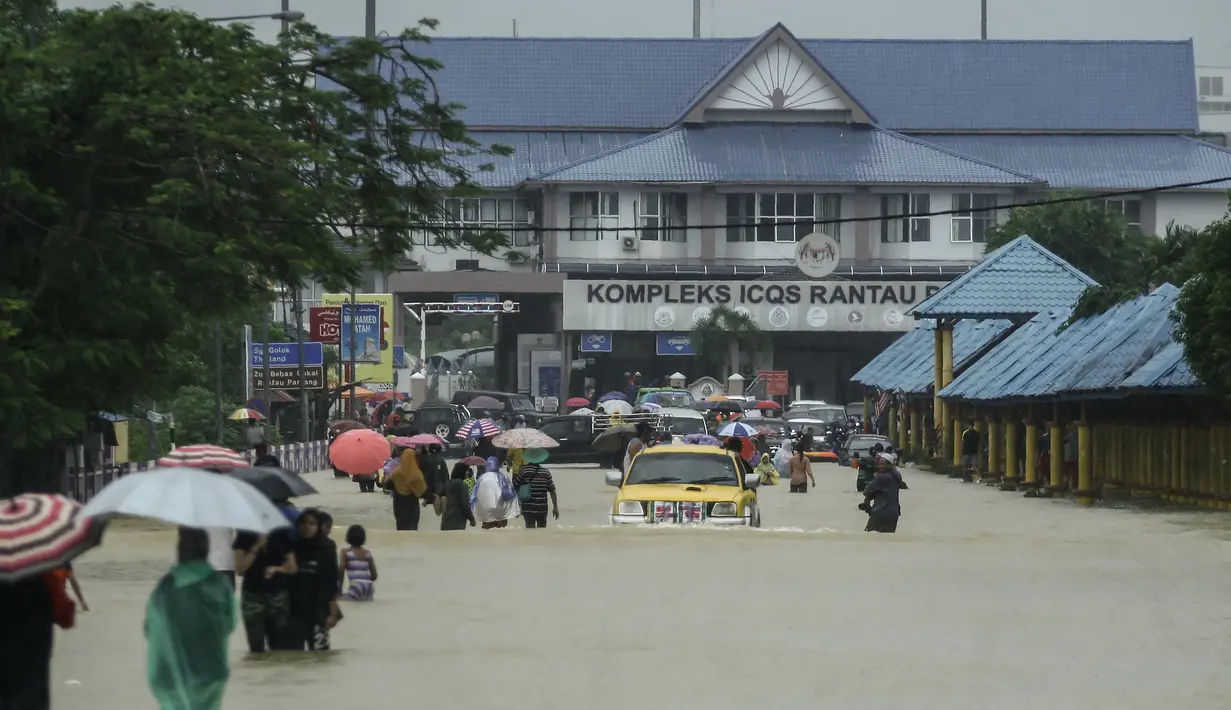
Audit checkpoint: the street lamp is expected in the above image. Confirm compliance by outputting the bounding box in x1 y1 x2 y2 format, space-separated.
204 11 304 23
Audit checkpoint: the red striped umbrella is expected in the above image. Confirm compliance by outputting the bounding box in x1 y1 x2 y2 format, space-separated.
157 444 250 472
0 494 105 583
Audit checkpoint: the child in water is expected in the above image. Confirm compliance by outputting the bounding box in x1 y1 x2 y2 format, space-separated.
339 525 377 601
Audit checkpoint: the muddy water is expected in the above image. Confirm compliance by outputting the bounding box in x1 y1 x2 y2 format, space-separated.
54 464 1231 709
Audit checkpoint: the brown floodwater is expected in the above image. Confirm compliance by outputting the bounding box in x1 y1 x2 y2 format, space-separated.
54 463 1231 709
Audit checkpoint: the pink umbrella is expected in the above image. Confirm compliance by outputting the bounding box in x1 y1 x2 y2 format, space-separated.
330 429 392 475
392 434 445 448
157 444 250 472
565 397 591 408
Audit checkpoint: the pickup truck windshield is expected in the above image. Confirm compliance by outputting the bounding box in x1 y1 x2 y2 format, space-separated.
626 453 739 486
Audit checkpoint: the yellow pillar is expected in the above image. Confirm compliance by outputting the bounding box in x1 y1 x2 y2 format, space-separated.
1024 419 1039 488
933 329 944 448
1003 416 1019 491
1077 406 1093 506
985 414 1000 482
896 405 908 451
953 414 964 470
1169 426 1181 502
940 326 955 461
887 402 898 443
1048 419 1063 493
910 409 922 456
972 417 985 471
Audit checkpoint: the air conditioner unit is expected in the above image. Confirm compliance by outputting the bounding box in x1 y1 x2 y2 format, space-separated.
621 234 640 252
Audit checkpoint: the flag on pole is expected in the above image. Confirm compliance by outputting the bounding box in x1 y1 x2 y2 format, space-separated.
874 391 891 419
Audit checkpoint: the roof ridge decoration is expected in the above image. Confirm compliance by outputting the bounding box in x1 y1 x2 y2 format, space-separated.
674 23 874 125
907 236 1099 320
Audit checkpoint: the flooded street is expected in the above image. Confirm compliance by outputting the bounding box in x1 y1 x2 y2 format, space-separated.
55 463 1231 709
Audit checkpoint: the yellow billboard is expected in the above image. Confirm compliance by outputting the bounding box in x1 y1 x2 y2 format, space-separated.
321 293 395 386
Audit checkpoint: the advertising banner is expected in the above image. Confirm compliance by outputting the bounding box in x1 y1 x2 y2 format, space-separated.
309 307 341 344
321 293 395 385
562 280 947 332
341 304 382 364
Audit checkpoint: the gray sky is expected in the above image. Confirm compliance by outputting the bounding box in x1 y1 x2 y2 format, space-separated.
64 0 1231 65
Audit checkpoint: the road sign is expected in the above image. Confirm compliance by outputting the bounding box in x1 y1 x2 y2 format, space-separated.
249 342 324 368
579 332 613 353
656 333 695 356
757 370 789 397
393 345 406 368
454 292 498 314
309 307 341 344
250 365 326 390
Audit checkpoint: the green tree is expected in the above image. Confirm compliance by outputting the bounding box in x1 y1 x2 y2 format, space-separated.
1172 212 1231 395
691 305 770 378
0 2 509 493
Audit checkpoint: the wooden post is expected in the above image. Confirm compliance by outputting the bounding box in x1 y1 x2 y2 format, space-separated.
1002 414 1019 491
1024 418 1039 488
1077 402 1093 506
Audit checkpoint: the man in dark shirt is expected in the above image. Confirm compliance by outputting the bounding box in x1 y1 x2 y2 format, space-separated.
252 442 281 468
512 457 559 528
232 529 296 651
960 421 980 482
861 454 902 533
799 427 815 452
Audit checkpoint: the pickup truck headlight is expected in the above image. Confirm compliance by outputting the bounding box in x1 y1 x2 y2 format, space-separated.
710 502 738 517
617 501 645 516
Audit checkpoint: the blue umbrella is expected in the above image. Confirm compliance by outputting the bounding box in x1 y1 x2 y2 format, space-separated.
682 434 722 447
717 421 758 438
598 391 630 403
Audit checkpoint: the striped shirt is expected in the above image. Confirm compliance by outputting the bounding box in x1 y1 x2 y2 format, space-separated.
512 465 556 515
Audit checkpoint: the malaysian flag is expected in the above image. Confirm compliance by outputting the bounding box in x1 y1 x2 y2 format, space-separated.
873 391 891 419
653 501 676 523
679 502 704 523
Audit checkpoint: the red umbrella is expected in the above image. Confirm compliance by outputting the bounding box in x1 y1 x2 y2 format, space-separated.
157 444 250 472
330 429 392 475
460 456 486 466
329 420 366 434
753 401 782 410
565 397 591 408
392 434 445 448
0 494 106 583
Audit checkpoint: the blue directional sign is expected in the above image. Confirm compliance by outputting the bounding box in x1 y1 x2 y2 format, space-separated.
393 345 406 368
656 333 695 356
579 332 613 353
249 342 324 368
454 292 499 314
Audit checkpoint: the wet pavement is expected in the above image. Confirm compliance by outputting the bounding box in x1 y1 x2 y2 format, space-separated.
55 462 1231 709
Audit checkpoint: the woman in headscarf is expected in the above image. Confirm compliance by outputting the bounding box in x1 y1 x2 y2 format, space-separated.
860 453 904 533
146 527 236 709
472 456 520 529
755 453 779 486
441 463 478 530
287 510 340 650
387 445 428 531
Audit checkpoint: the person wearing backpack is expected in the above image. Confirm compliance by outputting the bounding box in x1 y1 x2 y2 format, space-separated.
511 448 559 528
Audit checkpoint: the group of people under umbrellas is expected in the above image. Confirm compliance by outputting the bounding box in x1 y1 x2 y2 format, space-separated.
0 441 334 710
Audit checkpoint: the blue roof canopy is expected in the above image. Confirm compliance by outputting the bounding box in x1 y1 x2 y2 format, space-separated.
362 34 1198 132
908 236 1097 320
528 124 1040 186
851 319 1013 394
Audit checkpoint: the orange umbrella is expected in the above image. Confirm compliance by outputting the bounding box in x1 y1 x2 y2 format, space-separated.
342 386 377 398
707 394 730 402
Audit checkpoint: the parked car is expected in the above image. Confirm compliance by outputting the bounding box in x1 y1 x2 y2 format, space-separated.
659 407 708 438
605 444 761 527
785 418 840 463
838 434 892 467
536 415 607 465
413 403 470 444
634 388 695 408
450 389 542 427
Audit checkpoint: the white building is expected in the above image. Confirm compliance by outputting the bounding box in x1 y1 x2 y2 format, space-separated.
317 24 1231 403
1197 65 1231 145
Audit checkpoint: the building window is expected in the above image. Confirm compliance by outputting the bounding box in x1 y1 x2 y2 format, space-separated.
1199 76 1224 97
1100 198 1142 234
880 193 931 243
440 197 533 248
1198 132 1229 147
950 193 999 243
1198 101 1231 114
638 192 688 242
568 191 619 241
725 193 840 242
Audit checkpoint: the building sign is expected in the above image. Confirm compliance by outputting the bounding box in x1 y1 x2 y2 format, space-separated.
656 333 695 356
248 342 324 368
321 293 395 385
341 303 382 364
309 307 341 344
758 370 789 397
393 345 406 368
251 365 326 390
454 292 499 314
579 332 613 353
563 280 946 332
794 233 840 278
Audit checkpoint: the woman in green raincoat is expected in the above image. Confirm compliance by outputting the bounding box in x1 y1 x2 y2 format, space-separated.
146 527 236 710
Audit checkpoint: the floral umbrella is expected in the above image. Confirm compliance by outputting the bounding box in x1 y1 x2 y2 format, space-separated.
491 428 560 449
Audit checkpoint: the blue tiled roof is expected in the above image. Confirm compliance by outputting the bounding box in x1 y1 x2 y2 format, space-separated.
851 319 1013 394
918 135 1231 191
530 124 1039 185
940 285 1198 401
450 131 652 187
375 35 1197 132
909 236 1097 320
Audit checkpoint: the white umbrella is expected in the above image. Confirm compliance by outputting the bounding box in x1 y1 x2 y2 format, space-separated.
80 467 290 533
569 407 595 416
598 399 633 415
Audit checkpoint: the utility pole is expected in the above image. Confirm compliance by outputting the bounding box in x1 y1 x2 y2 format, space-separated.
980 0 987 39
294 286 309 441
260 301 271 417
692 0 700 38
281 0 291 33
345 0 376 417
